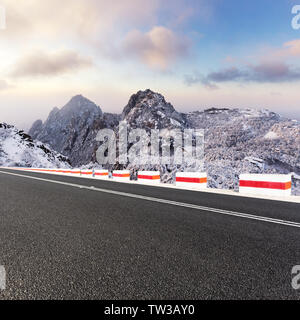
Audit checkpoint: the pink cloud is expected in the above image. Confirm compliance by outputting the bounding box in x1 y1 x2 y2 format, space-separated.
260 39 300 62
11 50 93 78
122 26 191 70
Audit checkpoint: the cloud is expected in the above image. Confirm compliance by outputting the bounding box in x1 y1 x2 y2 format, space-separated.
269 39 300 59
185 67 247 88
0 80 10 90
0 0 219 74
185 38 300 88
249 62 300 82
1 0 161 40
185 62 300 88
1 0 215 39
11 50 93 78
121 26 191 70
1 0 204 71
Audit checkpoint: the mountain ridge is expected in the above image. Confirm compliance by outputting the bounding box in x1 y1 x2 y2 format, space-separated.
28 89 300 194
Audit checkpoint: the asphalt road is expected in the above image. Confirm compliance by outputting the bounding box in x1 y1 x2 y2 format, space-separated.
0 168 299 300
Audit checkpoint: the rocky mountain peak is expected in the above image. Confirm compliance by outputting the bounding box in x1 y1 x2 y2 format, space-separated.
59 94 103 118
121 89 186 129
122 89 174 117
28 95 120 166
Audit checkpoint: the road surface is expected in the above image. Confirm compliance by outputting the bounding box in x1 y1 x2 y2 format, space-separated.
0 168 299 300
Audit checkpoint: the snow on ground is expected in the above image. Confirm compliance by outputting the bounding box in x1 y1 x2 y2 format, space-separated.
264 131 279 140
0 123 70 168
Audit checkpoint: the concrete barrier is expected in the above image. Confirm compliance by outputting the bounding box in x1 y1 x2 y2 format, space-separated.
80 169 93 177
239 174 292 196
19 168 59 174
43 168 61 175
54 168 81 176
69 169 81 176
112 170 131 181
137 171 160 184
3 167 296 199
176 172 207 189
94 170 109 179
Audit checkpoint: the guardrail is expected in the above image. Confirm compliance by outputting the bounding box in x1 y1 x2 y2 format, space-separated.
112 170 130 181
4 167 297 198
176 172 207 189
239 174 292 197
137 171 160 184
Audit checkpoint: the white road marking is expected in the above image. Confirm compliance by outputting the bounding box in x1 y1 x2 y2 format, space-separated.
0 266 6 291
1 170 300 229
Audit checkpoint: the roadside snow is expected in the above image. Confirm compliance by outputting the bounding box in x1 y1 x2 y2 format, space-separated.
0 123 70 168
264 131 279 140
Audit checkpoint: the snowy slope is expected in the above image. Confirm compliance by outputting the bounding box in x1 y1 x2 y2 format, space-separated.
186 108 300 194
0 123 70 168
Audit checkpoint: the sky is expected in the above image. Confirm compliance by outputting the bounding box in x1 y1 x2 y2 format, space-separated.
0 0 300 129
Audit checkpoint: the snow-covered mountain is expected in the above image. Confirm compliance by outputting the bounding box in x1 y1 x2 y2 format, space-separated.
121 89 188 129
0 123 70 168
29 90 300 194
29 95 120 165
186 108 300 192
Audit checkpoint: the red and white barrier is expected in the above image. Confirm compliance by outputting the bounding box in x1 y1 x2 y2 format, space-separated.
176 172 207 189
94 170 109 179
60 168 81 176
137 171 160 184
69 168 81 176
239 174 292 196
3 167 296 199
18 168 61 175
38 168 81 176
80 169 93 177
46 168 79 176
112 170 130 181
46 168 62 175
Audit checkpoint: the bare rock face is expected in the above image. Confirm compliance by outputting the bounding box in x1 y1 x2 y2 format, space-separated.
122 89 187 129
29 119 43 138
0 123 70 168
29 95 120 166
29 90 300 194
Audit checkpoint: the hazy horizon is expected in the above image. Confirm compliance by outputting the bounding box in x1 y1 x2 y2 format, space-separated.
2 90 299 132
